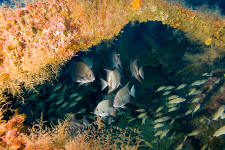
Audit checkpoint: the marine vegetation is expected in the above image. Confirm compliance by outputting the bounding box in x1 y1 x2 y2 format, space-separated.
0 0 225 149
0 106 145 150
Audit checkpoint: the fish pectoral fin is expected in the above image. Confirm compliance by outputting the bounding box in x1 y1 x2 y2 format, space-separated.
100 78 108 91
121 105 127 109
77 82 84 86
139 66 144 79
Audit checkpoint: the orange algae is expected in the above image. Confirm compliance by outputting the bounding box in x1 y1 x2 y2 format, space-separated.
0 109 143 150
131 0 142 11
205 38 212 46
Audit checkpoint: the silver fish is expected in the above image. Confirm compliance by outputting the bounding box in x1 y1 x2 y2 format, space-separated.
175 142 184 150
137 112 147 119
163 91 171 96
153 123 164 129
191 79 207 86
94 100 116 117
156 86 166 92
175 84 187 90
112 52 122 70
187 129 201 137
128 117 136 123
136 108 146 113
168 97 186 104
100 69 121 94
154 116 170 123
61 101 69 108
212 105 225 121
113 82 135 108
185 109 193 115
201 144 208 150
202 73 210 77
164 86 175 91
156 106 163 113
69 93 79 99
168 95 179 100
191 97 201 103
193 103 201 114
215 79 221 84
130 59 144 83
160 129 169 140
82 116 90 128
213 125 225 137
71 61 95 85
53 83 63 92
155 112 163 117
188 88 201 96
69 115 85 129
56 99 64 105
168 106 178 112
141 116 148 125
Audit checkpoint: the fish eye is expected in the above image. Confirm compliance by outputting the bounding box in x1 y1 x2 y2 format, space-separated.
102 111 105 113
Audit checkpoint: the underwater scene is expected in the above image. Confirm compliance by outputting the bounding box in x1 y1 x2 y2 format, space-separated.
0 0 225 149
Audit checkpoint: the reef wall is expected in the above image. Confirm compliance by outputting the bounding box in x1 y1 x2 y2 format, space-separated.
0 0 224 99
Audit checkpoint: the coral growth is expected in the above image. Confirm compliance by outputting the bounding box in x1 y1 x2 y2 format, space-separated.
0 0 132 99
0 108 144 150
0 113 26 149
0 0 225 149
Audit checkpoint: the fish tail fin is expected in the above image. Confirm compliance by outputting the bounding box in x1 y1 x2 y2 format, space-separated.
130 85 135 97
111 108 117 117
205 117 211 125
139 66 144 79
191 112 194 118
130 60 135 77
136 76 143 83
100 78 108 91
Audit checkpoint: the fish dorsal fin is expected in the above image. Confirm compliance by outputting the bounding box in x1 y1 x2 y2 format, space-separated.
104 69 113 81
100 78 108 91
133 59 139 73
133 59 139 66
124 82 130 89
130 60 135 77
82 57 93 68
130 85 135 97
139 66 144 79
104 69 112 74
